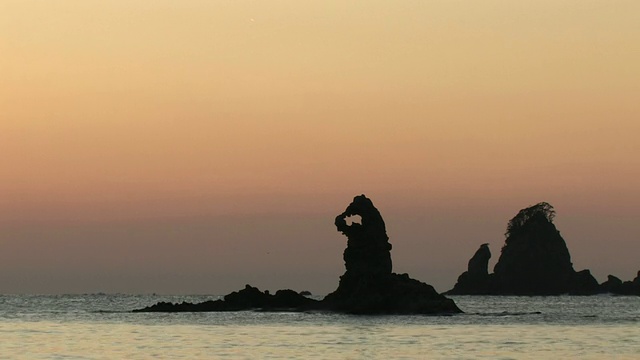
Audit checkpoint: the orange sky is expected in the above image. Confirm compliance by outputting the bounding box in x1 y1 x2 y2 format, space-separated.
1 1 639 294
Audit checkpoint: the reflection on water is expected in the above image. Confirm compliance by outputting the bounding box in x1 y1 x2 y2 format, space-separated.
2 322 639 359
0 295 639 359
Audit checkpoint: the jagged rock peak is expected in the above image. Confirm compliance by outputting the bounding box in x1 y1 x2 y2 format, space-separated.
325 194 462 314
492 202 578 294
335 194 392 276
445 243 492 295
448 202 601 296
468 243 491 276
133 194 463 314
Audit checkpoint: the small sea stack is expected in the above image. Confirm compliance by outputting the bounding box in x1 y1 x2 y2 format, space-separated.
600 272 640 296
447 243 492 295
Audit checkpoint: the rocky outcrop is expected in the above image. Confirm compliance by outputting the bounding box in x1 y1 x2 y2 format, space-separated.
600 275 624 293
133 285 318 312
568 269 601 295
448 202 601 295
322 195 461 314
468 243 491 276
134 195 462 314
334 195 393 278
492 203 601 295
600 272 640 295
627 271 640 295
447 244 492 295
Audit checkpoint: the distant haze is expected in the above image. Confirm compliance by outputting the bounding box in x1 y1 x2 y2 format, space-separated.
1 1 639 294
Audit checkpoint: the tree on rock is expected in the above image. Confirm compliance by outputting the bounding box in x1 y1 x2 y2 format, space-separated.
448 202 600 295
493 202 597 295
505 202 555 238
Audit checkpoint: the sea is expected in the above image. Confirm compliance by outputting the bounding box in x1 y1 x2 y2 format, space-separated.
0 294 638 359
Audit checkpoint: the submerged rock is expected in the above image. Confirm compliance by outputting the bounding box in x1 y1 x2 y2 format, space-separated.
134 194 461 314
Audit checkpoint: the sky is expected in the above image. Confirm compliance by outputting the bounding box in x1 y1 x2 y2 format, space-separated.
1 1 639 294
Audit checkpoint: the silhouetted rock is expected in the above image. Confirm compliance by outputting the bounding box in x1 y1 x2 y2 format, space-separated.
600 272 640 296
600 275 624 293
322 195 461 314
334 195 392 277
493 203 569 294
133 299 226 312
134 194 462 314
447 202 600 295
630 271 640 295
468 243 491 276
446 244 492 295
133 285 318 312
569 269 601 295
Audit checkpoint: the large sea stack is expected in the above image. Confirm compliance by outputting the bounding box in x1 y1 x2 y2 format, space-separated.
134 194 461 314
448 202 600 295
322 195 461 314
492 202 599 295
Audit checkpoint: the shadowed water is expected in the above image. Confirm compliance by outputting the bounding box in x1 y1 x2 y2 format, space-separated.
1 295 638 359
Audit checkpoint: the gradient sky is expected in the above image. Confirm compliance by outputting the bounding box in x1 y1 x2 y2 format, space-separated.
1 1 639 294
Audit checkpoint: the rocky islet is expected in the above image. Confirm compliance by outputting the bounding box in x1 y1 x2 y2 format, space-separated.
447 202 638 296
135 195 461 314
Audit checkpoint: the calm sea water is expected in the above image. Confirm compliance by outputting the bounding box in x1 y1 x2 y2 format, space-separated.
0 294 638 359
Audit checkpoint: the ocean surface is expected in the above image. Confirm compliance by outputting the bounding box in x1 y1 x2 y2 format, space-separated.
0 294 638 359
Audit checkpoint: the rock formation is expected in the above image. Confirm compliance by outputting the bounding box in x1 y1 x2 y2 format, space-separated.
600 275 624 294
447 202 600 295
447 243 492 295
322 195 461 314
492 202 600 295
133 285 317 312
600 272 640 296
134 194 462 314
